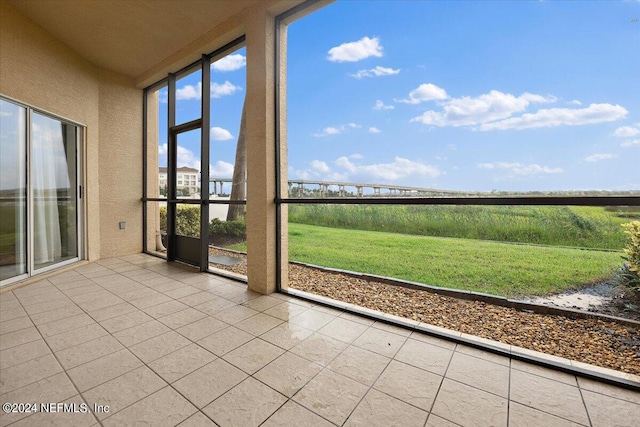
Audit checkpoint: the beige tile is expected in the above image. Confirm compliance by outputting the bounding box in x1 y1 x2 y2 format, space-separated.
45 323 108 351
260 322 314 350
374 360 442 411
23 299 76 316
197 326 253 356
289 309 336 331
17 291 68 307
241 295 282 312
112 320 170 347
510 369 589 425
425 414 460 427
582 389 640 427
102 386 196 427
31 305 83 325
157 307 207 330
36 313 96 337
446 352 510 397
100 310 154 334
55 335 124 369
577 377 640 404
509 402 585 427
0 326 41 351
173 358 247 408
67 349 143 392
395 338 454 376
216 288 260 304
143 300 190 319
0 354 63 394
212 305 259 324
345 388 428 427
431 379 507 427
178 291 219 307
317 317 369 343
129 292 173 309
338 311 376 326
290 332 348 366
409 331 456 349
455 344 510 366
0 339 50 370
87 302 138 322
0 315 33 335
261 400 334 427
148 343 217 383
235 313 283 336
176 316 228 341
203 377 287 427
223 338 284 374
178 412 218 427
10 395 98 427
163 285 201 300
511 359 577 386
372 321 412 337
0 372 77 425
353 326 407 358
293 369 368 425
264 302 308 321
82 366 166 421
328 345 390 386
129 330 191 363
254 352 323 397
192 296 237 315
0 306 28 322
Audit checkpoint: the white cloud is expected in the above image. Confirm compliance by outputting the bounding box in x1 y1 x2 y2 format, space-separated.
477 162 563 175
373 100 394 110
621 138 640 148
411 90 556 127
211 54 246 72
0 111 12 117
211 81 242 98
396 83 448 104
310 160 330 173
173 81 241 101
350 153 363 159
584 153 617 162
335 156 441 181
210 161 234 177
614 124 640 137
327 36 383 62
350 66 400 78
369 127 381 133
176 83 201 101
480 103 628 131
569 100 582 106
211 126 234 141
312 123 361 137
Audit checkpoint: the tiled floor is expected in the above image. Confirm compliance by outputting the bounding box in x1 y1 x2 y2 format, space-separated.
1 254 639 427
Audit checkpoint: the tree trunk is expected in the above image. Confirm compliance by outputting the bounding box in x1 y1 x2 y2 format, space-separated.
226 99 247 221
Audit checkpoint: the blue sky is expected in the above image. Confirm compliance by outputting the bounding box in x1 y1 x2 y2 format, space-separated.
162 0 639 193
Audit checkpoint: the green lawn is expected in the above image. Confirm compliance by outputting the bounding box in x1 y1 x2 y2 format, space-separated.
274 223 621 298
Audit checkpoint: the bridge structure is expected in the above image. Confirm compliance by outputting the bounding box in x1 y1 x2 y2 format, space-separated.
209 177 476 198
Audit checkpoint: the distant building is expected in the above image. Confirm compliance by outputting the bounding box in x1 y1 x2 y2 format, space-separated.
159 166 200 196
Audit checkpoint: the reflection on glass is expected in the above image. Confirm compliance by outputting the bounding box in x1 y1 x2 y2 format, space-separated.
147 86 167 199
0 99 27 281
31 112 78 270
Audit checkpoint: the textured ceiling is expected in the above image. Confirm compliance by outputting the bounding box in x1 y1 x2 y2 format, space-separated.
6 0 259 78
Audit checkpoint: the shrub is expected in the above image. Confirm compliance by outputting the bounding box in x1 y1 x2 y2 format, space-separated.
614 221 640 300
158 206 200 237
209 218 246 238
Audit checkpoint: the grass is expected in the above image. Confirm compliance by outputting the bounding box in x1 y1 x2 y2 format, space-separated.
288 205 635 250
285 223 622 298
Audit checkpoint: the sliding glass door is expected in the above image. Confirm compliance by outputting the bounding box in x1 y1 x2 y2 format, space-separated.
0 97 82 286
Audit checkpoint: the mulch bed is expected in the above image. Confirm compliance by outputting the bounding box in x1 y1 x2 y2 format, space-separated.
208 247 640 376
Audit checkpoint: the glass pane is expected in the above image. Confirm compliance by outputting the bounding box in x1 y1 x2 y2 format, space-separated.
209 46 246 207
208 204 247 279
146 201 167 258
176 129 201 198
32 112 78 270
0 99 27 282
146 85 168 199
176 67 202 125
